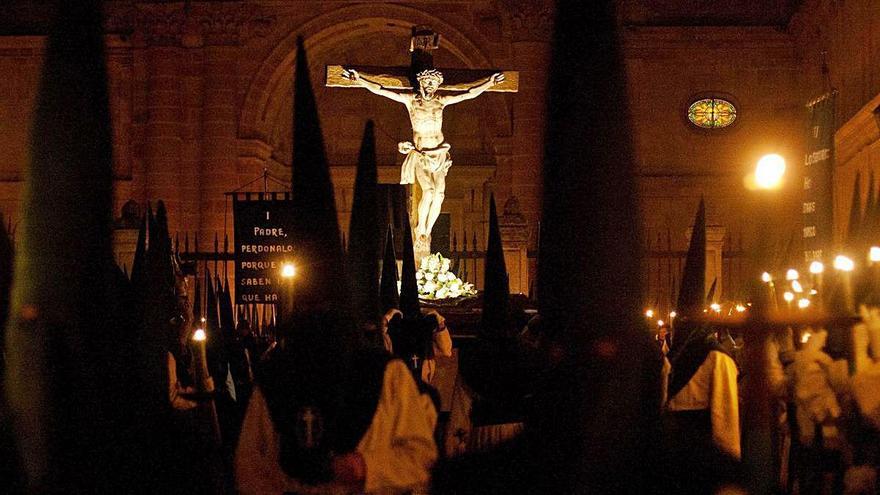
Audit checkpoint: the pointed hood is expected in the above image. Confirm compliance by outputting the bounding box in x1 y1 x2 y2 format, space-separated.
706 278 717 304
204 268 226 382
481 194 512 339
129 210 147 292
847 172 862 245
0 214 14 336
288 37 348 315
5 0 147 489
219 273 235 338
380 225 400 313
192 267 202 323
676 199 706 319
346 121 381 325
399 206 420 319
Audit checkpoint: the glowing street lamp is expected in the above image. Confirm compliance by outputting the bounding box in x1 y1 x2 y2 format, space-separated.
754 154 786 190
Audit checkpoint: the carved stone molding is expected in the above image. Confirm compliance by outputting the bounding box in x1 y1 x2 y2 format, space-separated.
502 0 554 42
128 2 275 47
134 4 186 47
197 3 276 46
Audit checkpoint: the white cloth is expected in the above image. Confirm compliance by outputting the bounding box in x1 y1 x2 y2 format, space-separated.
398 142 451 185
235 360 438 494
666 350 740 459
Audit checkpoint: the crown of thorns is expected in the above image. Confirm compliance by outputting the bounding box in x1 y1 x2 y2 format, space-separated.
416 69 444 83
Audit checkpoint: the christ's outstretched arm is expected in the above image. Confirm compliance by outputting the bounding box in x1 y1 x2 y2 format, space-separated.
443 73 505 106
343 69 409 105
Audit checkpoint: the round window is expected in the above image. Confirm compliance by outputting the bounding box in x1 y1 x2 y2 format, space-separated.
687 98 737 129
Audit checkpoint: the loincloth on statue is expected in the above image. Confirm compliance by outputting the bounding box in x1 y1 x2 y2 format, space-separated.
399 141 452 185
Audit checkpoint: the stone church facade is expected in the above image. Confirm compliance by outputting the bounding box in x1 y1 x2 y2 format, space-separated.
1 0 879 302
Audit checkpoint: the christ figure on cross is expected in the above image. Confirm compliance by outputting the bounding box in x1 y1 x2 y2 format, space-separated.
342 67 505 251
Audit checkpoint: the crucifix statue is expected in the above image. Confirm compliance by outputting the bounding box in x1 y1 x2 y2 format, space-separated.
326 26 518 258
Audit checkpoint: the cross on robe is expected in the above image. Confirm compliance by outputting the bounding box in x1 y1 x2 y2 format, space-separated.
410 354 421 370
325 26 519 93
301 407 318 448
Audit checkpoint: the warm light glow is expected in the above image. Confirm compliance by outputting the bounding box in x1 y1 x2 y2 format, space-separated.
281 262 296 278
871 247 880 263
200 317 206 323
193 328 206 341
669 311 677 318
645 309 654 318
710 303 721 313
735 304 746 313
810 289 818 295
761 272 772 283
834 255 855 272
792 280 803 293
783 291 795 302
809 261 825 274
801 331 812 344
798 298 810 309
786 269 799 281
657 320 665 327
754 154 786 190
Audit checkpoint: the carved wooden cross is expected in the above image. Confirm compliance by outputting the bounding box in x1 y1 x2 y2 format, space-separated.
325 26 519 93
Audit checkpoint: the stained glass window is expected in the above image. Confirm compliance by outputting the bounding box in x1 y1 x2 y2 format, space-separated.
687 98 737 129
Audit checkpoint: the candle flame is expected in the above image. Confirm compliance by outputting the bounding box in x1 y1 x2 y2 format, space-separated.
792 280 803 293
809 261 824 274
798 298 810 309
645 309 654 318
871 247 880 263
735 304 746 313
657 320 664 327
669 311 677 318
801 331 811 344
786 269 799 281
710 303 721 313
834 255 855 272
193 328 206 341
761 272 772 283
783 291 795 302
281 262 296 278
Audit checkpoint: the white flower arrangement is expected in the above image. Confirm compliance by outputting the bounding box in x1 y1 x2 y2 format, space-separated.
417 253 476 300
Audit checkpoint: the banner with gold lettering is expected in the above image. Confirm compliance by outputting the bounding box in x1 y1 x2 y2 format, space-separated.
233 193 296 304
803 93 835 263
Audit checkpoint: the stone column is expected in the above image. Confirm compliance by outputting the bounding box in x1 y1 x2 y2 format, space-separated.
137 5 186 230
498 196 531 295
504 0 554 246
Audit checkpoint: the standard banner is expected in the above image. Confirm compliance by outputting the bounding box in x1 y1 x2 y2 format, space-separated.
233 193 296 304
803 93 835 263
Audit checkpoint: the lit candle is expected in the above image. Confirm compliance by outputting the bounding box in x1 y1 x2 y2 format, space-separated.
783 291 795 313
762 272 778 311
645 309 654 319
192 328 214 393
834 255 855 312
809 261 824 310
869 247 880 305
798 298 810 310
786 268 799 281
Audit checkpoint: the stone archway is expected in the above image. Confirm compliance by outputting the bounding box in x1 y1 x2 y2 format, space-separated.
237 4 512 174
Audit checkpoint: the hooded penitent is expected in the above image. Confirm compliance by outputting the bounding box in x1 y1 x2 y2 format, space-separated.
667 200 725 398
386 205 436 379
258 38 389 484
347 121 381 328
457 195 535 426
5 0 151 490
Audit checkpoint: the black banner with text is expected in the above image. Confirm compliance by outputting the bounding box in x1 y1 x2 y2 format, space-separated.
803 93 835 263
233 194 296 304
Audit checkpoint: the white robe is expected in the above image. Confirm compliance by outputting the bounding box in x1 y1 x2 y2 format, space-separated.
666 350 740 459
235 360 438 494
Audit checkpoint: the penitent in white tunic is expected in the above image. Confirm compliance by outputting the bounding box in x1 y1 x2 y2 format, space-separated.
235 360 438 494
666 350 741 459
